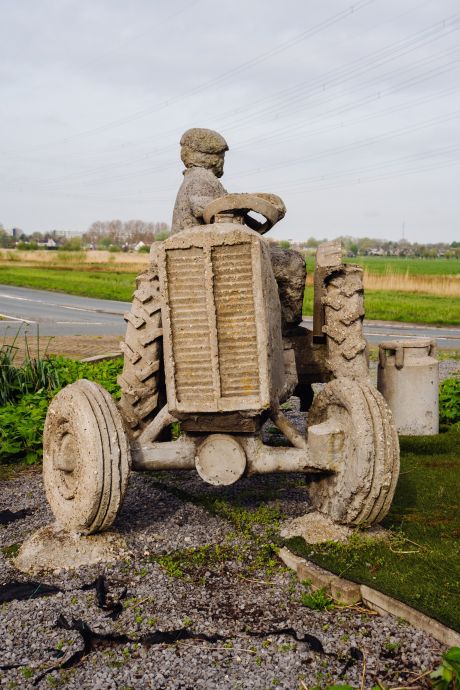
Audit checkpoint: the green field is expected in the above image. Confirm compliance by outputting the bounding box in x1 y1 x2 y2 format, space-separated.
1 265 459 325
305 255 460 276
285 428 460 632
302 285 459 325
0 267 136 302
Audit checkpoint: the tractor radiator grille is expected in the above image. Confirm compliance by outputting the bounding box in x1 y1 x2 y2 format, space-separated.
165 241 260 408
212 244 259 397
166 247 214 402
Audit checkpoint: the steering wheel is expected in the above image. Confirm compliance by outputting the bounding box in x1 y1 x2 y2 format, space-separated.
203 193 286 234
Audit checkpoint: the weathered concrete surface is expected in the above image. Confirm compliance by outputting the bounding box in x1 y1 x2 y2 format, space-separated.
14 523 130 575
307 378 400 525
172 167 227 233
195 434 247 486
118 268 165 436
170 127 306 326
322 265 368 380
43 380 130 534
203 192 286 233
313 239 342 340
378 338 439 435
269 245 306 330
280 510 353 543
171 128 228 233
157 223 285 417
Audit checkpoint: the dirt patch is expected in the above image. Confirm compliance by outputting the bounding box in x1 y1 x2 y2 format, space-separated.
2 335 122 363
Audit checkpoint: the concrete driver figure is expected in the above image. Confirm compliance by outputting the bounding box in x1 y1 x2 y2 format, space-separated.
171 128 306 333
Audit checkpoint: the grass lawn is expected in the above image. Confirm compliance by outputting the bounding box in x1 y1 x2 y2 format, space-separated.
284 427 460 632
302 285 460 325
0 266 137 302
1 266 459 325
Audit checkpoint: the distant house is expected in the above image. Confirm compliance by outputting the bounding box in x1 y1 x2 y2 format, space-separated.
37 238 58 249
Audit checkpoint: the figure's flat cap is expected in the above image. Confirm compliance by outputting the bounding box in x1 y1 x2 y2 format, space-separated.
180 128 228 153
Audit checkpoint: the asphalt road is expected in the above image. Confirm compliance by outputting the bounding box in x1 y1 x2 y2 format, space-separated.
0 284 126 337
1 283 459 348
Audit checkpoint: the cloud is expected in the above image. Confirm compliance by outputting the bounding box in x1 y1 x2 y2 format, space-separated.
0 0 459 241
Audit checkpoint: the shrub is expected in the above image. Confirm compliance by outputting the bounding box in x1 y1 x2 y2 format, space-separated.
430 647 460 689
439 377 460 425
0 355 122 465
16 241 38 250
58 237 83 251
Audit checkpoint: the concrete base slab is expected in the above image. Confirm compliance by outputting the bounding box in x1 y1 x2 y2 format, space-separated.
280 511 353 543
14 523 130 575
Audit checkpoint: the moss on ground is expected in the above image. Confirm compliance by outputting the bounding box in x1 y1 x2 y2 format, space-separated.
148 480 287 579
285 427 460 632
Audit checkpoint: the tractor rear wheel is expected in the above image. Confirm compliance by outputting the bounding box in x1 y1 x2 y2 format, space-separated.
117 269 166 437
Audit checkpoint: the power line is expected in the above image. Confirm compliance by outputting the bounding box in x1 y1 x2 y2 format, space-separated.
0 0 377 155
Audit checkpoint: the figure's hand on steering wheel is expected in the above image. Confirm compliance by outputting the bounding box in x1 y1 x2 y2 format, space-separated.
203 193 286 234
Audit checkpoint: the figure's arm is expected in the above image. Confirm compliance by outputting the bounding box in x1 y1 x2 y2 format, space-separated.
188 175 228 222
189 193 221 221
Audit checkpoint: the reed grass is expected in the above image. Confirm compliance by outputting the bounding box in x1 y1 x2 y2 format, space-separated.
0 249 148 273
0 331 60 406
363 270 460 297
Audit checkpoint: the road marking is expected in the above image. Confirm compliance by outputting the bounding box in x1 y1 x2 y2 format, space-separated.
0 292 125 316
56 321 105 325
365 331 459 340
0 312 36 324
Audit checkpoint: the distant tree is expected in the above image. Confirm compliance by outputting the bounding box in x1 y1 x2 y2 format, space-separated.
83 219 170 247
278 240 291 249
154 230 170 241
0 226 13 248
16 241 38 250
59 237 83 251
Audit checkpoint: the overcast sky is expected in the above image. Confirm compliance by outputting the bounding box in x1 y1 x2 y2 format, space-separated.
1 0 459 243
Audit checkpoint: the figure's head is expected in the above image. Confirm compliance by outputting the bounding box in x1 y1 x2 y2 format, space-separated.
180 128 228 178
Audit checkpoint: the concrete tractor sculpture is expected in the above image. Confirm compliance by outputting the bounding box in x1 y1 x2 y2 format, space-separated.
43 128 400 536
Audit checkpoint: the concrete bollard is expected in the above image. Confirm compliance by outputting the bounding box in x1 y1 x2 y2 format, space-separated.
377 338 439 435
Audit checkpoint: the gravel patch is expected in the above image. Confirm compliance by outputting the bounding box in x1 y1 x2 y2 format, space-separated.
439 359 460 381
1 463 445 689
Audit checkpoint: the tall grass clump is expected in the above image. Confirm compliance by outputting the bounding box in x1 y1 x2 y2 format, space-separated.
52 250 86 264
0 334 60 406
363 270 460 297
0 337 123 465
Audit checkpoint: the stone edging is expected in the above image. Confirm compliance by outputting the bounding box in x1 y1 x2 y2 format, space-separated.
278 547 460 649
80 352 122 363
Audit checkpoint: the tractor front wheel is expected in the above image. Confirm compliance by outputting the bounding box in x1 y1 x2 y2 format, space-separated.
43 379 130 535
307 378 399 525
